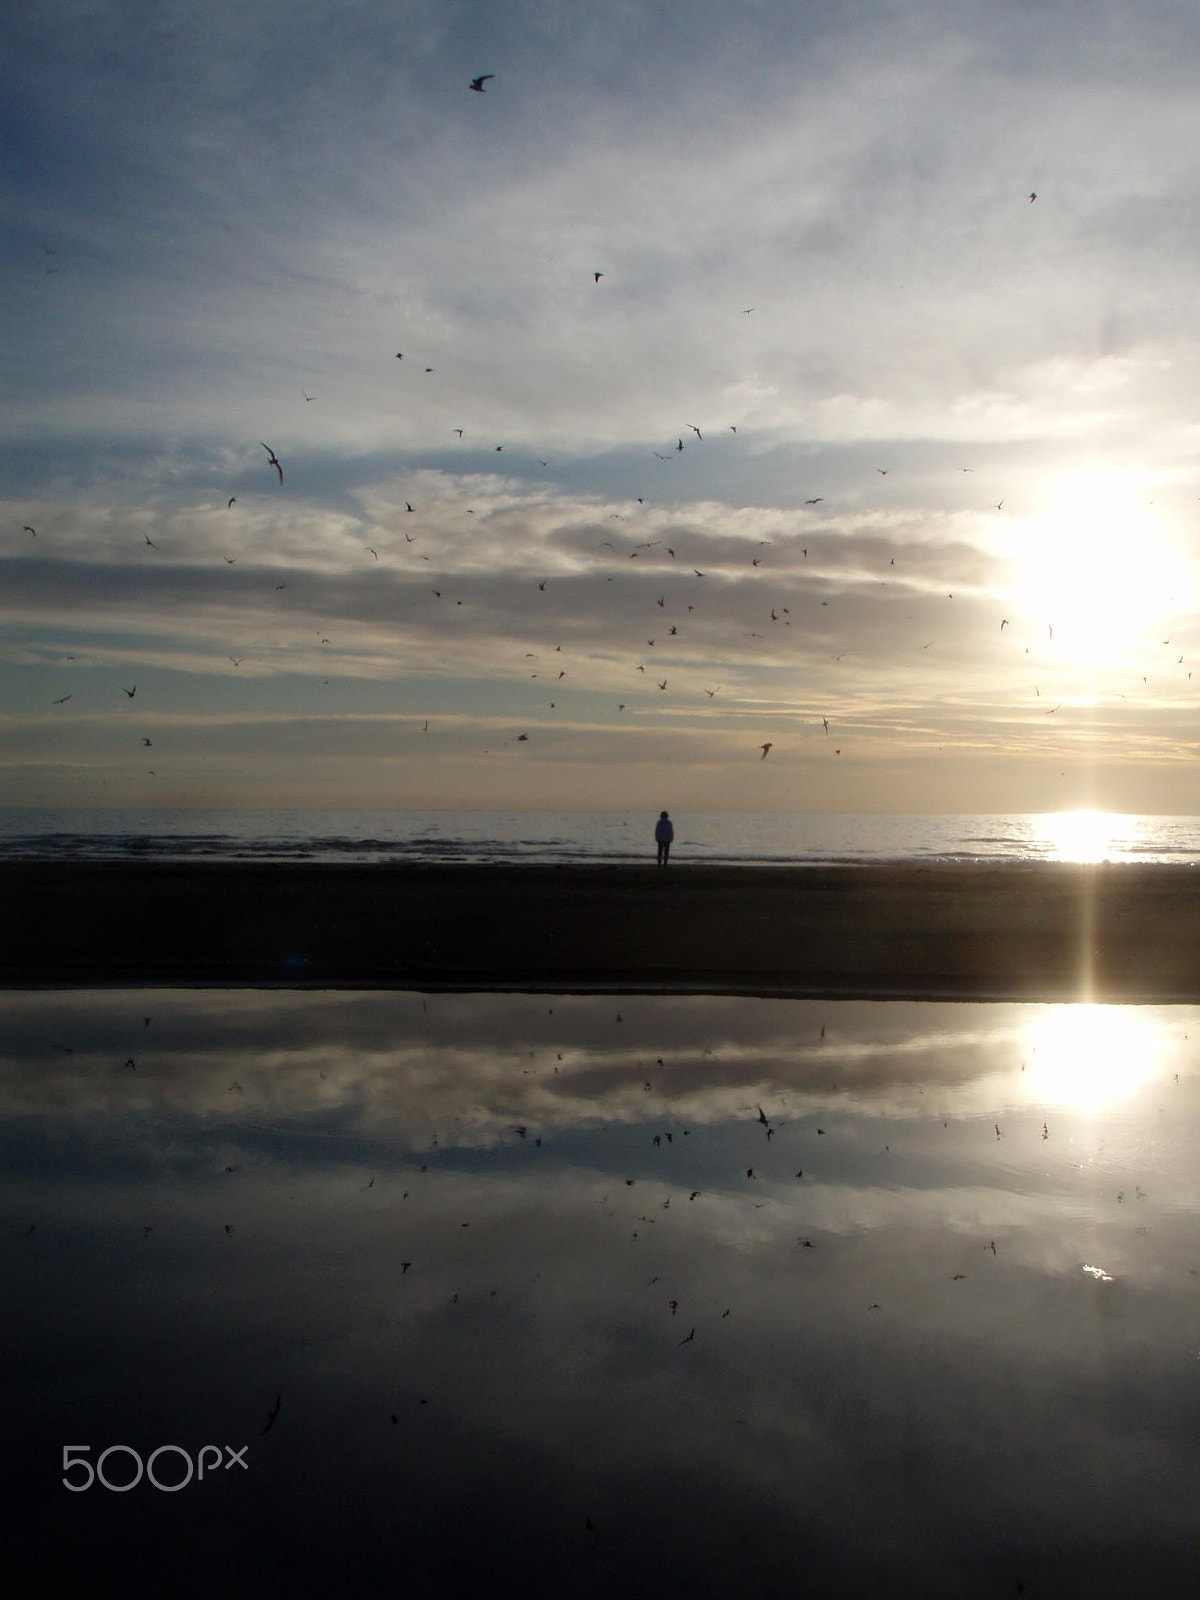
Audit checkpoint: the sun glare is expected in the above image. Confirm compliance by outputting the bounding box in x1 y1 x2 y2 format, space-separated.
1032 809 1120 862
1024 1004 1162 1111
1011 471 1188 665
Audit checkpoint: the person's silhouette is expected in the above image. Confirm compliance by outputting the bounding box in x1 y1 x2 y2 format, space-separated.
654 810 674 866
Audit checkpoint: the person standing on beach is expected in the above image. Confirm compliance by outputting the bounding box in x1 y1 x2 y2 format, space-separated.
655 810 674 866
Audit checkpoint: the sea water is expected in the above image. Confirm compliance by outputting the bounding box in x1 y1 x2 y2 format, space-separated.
1 806 1197 865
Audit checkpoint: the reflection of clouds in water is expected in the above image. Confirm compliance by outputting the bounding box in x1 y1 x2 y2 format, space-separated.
5 989 1200 1594
4 991 1198 1146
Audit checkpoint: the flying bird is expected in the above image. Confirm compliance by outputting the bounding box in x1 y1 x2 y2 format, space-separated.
1028 191 1037 202
760 743 773 759
469 74 494 92
227 497 236 508
261 1394 282 1435
687 424 702 439
593 272 604 282
23 525 35 535
260 443 283 485
124 686 137 697
53 694 72 705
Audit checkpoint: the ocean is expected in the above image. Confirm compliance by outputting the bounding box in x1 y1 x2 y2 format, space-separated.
0 806 1197 865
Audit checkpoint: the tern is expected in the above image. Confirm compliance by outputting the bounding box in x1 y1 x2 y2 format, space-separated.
469 74 494 92
260 443 283 485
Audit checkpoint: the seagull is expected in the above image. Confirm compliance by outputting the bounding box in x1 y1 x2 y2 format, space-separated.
405 502 414 513
395 352 403 360
229 657 243 667
260 443 283 485
1000 619 1009 631
142 738 152 747
822 717 829 734
804 497 823 505
366 547 378 559
760 743 772 759
301 389 316 402
227 497 236 508
1028 191 1037 202
53 694 72 704
594 272 604 282
453 428 463 436
124 686 137 697
144 534 156 547
23 525 35 535
706 687 721 697
687 424 702 439
676 1327 696 1347
469 74 494 92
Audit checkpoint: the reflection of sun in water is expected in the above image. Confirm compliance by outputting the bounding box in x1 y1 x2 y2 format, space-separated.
1025 1005 1162 1110
1033 809 1119 862
1012 470 1189 666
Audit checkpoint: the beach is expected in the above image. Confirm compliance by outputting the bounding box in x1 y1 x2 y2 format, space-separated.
5 860 1199 998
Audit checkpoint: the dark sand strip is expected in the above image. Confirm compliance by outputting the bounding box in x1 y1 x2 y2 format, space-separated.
4 861 1200 999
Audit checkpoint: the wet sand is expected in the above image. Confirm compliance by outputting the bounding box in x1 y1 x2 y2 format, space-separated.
4 860 1199 998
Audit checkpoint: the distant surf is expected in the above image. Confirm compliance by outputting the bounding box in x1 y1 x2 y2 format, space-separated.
0 807 1196 867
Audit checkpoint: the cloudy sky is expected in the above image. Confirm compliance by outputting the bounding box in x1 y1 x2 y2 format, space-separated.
6 0 1200 813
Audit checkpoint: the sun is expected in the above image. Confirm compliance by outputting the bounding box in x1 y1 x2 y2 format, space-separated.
1009 469 1188 666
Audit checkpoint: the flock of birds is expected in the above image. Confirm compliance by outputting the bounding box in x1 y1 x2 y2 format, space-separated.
24 71 1196 803
21 71 1124 794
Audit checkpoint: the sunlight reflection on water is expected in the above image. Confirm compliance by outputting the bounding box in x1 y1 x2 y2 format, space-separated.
4 990 1200 1596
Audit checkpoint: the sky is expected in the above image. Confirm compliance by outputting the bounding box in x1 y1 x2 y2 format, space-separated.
5 0 1200 814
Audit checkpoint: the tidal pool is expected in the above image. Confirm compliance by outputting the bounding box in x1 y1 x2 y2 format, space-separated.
4 991 1200 1598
